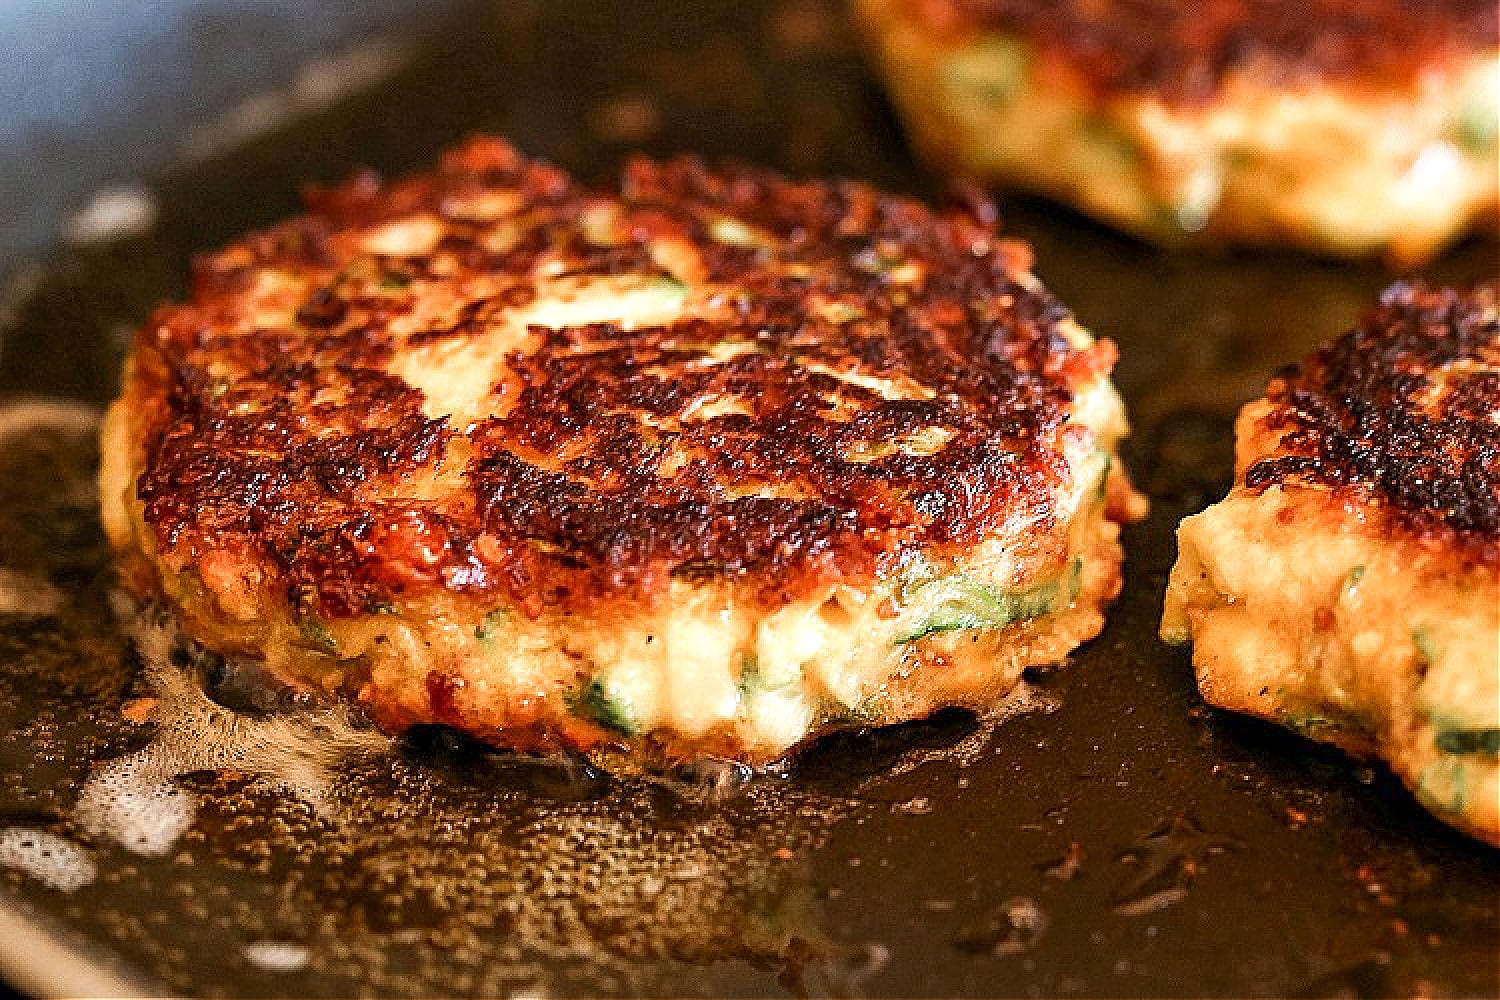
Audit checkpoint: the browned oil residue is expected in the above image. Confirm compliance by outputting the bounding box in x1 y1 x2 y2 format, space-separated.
1111 814 1242 917
951 896 1048 956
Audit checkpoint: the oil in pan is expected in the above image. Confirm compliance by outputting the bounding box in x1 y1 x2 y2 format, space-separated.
0 1 1497 997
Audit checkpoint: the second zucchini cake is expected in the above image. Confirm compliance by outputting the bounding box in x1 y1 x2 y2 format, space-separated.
1163 282 1499 845
855 0 1499 263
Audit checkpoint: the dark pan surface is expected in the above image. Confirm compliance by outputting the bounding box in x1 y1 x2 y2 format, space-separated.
0 2 1496 996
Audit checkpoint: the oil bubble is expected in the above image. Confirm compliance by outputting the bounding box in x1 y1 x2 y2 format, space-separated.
0 828 96 892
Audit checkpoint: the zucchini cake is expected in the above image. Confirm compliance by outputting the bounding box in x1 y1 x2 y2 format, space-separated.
1162 281 1499 845
100 136 1144 764
854 0 1499 263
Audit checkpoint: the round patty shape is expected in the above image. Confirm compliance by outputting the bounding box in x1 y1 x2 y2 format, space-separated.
1163 281 1499 845
101 137 1143 764
854 0 1499 263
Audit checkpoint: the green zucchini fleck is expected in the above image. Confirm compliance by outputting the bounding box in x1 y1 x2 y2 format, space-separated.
737 658 758 698
297 616 338 654
819 301 864 325
1082 118 1141 168
942 35 1029 105
652 272 688 295
1412 626 1441 666
739 654 798 697
1435 728 1500 757
572 676 640 736
1454 79 1498 154
1282 712 1344 738
474 608 510 642
894 559 1081 644
846 693 886 722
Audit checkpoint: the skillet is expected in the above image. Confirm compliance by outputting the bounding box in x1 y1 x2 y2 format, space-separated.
0 1 1495 996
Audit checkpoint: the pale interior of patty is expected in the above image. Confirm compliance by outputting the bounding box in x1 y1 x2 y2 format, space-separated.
388 271 703 425
312 454 1123 761
1162 487 1500 840
127 369 1130 764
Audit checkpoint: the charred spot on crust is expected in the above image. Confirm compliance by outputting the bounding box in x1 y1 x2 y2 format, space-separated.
1244 281 1500 566
931 0 1497 103
123 137 1119 618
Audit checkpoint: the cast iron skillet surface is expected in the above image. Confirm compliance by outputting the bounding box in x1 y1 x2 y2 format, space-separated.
1 2 1496 996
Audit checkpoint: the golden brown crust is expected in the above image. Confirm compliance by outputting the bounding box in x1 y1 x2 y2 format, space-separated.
1243 281 1499 568
918 0 1498 102
120 137 1119 620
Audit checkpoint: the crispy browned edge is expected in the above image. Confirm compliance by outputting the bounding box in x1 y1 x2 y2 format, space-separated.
1244 280 1499 567
115 136 1127 622
907 0 1497 103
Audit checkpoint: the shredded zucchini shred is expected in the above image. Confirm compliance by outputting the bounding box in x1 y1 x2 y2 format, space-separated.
894 558 1081 644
